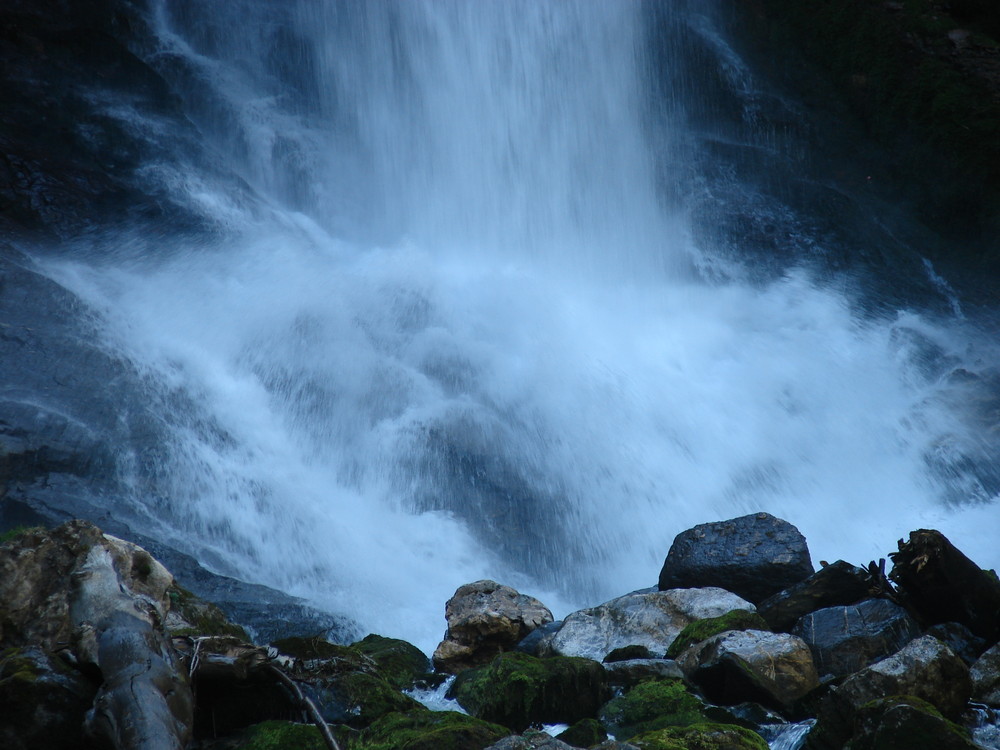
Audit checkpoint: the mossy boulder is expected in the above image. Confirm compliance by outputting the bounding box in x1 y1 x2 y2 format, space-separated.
352 634 433 690
271 635 360 663
667 611 771 658
217 720 326 749
557 717 608 746
598 677 709 740
166 583 249 640
450 651 609 732
630 722 769 750
0 646 97 750
320 671 422 728
848 695 980 750
354 709 511 750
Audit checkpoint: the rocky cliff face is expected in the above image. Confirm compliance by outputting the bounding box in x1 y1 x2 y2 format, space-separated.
738 0 1000 297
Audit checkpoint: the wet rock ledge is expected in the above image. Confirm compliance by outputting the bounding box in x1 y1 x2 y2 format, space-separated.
1 512 999 749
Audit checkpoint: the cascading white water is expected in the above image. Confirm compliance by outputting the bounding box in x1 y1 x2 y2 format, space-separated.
45 1 999 652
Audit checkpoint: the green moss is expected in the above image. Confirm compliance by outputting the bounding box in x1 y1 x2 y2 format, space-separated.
598 677 709 740
557 717 607 747
351 633 432 690
852 695 978 749
0 526 43 545
272 635 358 662
450 651 608 732
166 583 249 640
333 672 423 728
354 710 511 750
630 722 769 750
0 647 39 683
226 720 326 750
666 611 771 658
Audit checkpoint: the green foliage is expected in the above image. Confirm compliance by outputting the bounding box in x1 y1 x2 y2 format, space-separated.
451 651 608 732
225 720 326 750
599 677 709 740
353 710 511 750
666 611 771 658
630 722 769 750
351 633 432 690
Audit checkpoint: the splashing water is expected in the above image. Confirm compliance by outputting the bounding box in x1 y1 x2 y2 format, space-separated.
40 1 1000 651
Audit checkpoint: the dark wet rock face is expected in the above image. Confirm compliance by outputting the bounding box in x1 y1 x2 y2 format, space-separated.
658 513 814 604
757 560 874 632
791 599 921 678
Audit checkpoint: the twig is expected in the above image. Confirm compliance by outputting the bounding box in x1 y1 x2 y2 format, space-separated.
265 664 342 750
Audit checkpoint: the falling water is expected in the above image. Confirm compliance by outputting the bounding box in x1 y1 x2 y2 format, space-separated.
42 0 1000 651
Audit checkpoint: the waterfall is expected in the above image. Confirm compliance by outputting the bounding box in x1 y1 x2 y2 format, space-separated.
41 0 999 651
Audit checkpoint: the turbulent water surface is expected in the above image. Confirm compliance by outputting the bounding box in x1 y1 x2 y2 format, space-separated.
38 0 1000 651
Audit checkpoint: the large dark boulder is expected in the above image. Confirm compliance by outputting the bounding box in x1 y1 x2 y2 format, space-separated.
450 651 609 732
889 529 1000 641
791 599 921 679
757 560 874 632
658 513 813 604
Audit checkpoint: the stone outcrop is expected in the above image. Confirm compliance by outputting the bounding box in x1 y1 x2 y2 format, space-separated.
658 513 814 604
598 677 710 740
676 630 819 710
756 560 874 632
433 580 553 674
791 599 921 678
549 587 755 662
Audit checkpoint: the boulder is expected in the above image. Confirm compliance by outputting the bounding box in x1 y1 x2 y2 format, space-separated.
837 635 972 718
924 622 988 666
485 730 578 749
658 513 814 604
849 696 979 750
604 645 657 662
791 599 921 678
677 630 819 710
756 560 874 632
433 580 553 674
549 588 754 662
806 636 972 750
629 723 769 749
351 634 433 690
514 620 562 657
355 710 511 750
557 718 608 747
971 642 1000 706
0 645 97 750
666 610 772 658
889 529 1000 641
598 677 710 740
602 659 685 690
449 651 609 732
